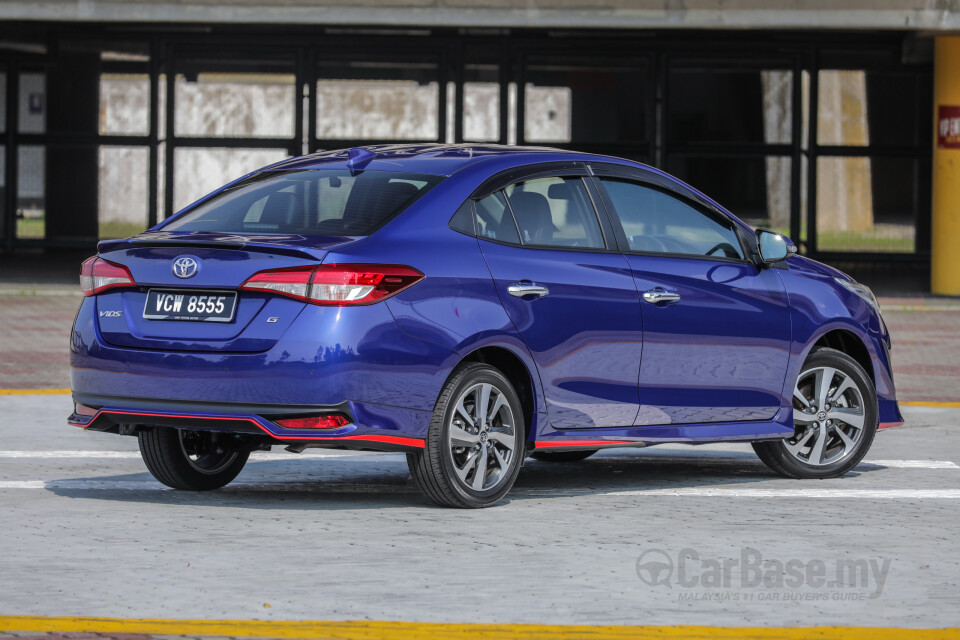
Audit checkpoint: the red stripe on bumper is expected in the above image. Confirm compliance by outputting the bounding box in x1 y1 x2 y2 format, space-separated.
74 409 425 448
879 421 904 429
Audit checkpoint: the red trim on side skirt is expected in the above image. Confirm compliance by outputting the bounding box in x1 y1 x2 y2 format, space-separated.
294 434 425 447
879 421 904 430
535 439 633 448
79 409 425 448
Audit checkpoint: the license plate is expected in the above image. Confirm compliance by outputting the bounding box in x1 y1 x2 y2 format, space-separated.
143 289 237 323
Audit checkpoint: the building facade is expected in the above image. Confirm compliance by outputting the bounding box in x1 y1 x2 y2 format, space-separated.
0 1 957 289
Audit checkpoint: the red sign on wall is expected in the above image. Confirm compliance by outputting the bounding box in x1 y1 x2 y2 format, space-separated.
938 105 960 149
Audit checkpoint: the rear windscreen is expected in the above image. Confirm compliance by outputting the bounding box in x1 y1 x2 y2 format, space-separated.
162 170 444 236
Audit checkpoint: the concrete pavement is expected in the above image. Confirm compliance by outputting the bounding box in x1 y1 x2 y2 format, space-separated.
0 284 957 636
0 393 957 629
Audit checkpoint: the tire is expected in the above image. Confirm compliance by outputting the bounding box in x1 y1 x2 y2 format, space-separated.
753 346 878 479
407 362 525 508
530 449 598 463
138 427 250 491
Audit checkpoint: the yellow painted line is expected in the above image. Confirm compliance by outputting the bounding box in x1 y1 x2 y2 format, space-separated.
902 400 960 408
0 617 956 640
882 305 960 311
0 388 70 396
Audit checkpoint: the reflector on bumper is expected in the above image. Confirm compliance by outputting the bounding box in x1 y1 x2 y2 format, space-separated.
274 415 350 430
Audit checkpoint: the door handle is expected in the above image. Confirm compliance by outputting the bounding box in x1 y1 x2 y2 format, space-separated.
508 282 550 299
643 289 681 304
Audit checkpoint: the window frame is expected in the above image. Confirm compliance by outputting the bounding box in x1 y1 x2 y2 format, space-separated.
501 175 611 252
457 162 621 254
589 170 752 265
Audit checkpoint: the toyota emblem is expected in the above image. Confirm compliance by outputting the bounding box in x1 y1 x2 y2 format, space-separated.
172 256 200 279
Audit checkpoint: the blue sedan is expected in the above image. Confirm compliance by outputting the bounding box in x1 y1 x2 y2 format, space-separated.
69 145 903 507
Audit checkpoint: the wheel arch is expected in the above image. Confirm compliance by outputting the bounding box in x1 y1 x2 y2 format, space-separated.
459 345 537 442
810 328 875 384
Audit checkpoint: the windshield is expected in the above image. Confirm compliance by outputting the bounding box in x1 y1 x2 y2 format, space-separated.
162 169 444 236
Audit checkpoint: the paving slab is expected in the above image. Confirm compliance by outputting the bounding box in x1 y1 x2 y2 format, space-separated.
0 396 957 628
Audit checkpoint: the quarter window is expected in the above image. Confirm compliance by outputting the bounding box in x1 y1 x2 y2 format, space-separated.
449 200 476 236
504 177 605 249
475 192 521 245
599 178 744 259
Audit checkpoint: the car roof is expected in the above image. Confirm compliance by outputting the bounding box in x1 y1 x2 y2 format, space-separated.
263 143 637 177
256 144 743 230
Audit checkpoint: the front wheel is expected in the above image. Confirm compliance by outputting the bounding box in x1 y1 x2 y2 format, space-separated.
138 428 249 490
407 363 524 508
753 347 878 479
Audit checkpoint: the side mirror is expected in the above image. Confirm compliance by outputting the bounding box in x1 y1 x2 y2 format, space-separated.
756 229 796 264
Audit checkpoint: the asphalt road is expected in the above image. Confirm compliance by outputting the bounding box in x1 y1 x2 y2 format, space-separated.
0 394 957 628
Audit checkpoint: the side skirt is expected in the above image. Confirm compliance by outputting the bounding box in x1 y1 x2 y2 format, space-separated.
532 409 793 451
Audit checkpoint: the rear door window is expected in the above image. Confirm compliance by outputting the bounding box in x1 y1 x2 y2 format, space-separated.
163 170 443 236
504 177 605 249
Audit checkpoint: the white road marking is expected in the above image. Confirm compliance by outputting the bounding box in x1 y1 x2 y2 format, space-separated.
0 451 954 468
0 480 401 492
533 488 960 499
0 450 387 460
0 480 958 499
0 452 956 498
0 451 142 459
864 459 959 469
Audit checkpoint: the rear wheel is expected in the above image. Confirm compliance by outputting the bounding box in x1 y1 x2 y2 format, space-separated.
407 363 524 508
530 449 598 462
138 428 249 490
753 347 877 479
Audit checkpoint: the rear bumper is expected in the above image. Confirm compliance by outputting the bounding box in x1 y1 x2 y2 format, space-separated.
69 394 428 451
70 296 457 411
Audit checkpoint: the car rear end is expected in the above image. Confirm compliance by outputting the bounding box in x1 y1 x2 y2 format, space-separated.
69 165 446 452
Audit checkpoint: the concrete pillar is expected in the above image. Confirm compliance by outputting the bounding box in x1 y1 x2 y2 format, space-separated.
933 37 960 296
817 70 873 233
762 70 792 229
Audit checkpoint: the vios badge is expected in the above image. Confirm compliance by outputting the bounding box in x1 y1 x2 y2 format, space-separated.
172 256 200 279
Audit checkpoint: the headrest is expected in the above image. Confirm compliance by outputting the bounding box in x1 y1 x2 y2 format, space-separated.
508 191 554 244
379 181 419 206
258 192 297 227
547 182 574 200
342 181 420 232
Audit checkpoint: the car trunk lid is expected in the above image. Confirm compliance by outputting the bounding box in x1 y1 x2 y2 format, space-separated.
93 233 358 352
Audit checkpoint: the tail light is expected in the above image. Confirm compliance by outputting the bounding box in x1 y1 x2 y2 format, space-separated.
274 415 351 430
238 265 315 302
240 264 423 306
80 257 136 296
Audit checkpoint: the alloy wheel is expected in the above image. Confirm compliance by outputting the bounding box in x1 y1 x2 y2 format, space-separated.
787 366 866 466
447 382 518 492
